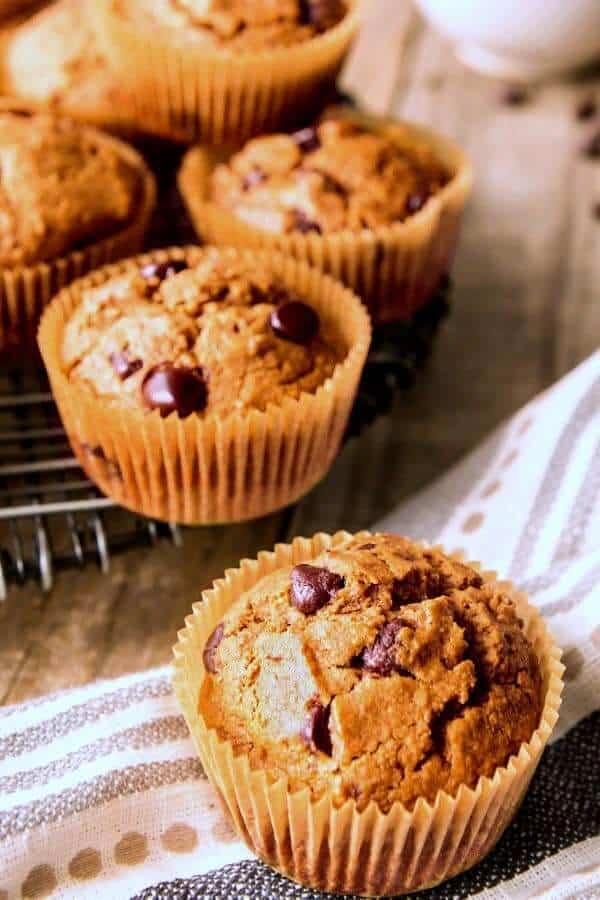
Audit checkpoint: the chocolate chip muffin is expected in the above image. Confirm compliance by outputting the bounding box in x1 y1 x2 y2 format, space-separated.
39 247 370 523
0 105 155 358
92 0 360 142
60 247 343 418
210 117 450 235
179 108 473 322
199 532 543 813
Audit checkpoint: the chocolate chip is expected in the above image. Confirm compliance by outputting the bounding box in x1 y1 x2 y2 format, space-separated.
270 300 320 345
406 190 429 215
362 618 404 675
109 350 143 381
594 202 600 221
140 259 188 283
301 700 332 755
290 564 344 614
242 168 267 191
584 130 600 159
203 623 224 674
576 97 597 121
292 126 321 153
293 208 322 234
141 364 208 418
359 543 376 550
502 85 529 106
300 0 346 31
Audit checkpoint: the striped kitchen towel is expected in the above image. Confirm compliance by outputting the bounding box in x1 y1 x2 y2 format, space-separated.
0 352 598 900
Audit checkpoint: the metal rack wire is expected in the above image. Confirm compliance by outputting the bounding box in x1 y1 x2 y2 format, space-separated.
0 372 181 600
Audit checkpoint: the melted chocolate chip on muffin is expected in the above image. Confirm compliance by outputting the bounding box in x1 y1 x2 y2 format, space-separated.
211 116 450 235
60 247 342 419
199 533 543 812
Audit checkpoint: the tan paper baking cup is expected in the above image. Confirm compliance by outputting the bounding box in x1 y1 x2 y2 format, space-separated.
178 108 473 323
0 109 156 360
38 248 371 525
172 531 564 897
91 0 361 145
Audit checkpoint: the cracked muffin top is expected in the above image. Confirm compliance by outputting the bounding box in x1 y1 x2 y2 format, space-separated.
1 0 134 132
210 117 451 234
199 533 543 812
61 247 344 419
117 0 349 51
0 110 141 267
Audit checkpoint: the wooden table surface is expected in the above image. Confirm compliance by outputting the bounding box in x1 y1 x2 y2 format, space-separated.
1 1 599 705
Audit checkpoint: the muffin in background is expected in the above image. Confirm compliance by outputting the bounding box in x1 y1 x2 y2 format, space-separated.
38 246 370 524
174 531 564 896
179 108 472 322
0 105 155 359
91 0 361 143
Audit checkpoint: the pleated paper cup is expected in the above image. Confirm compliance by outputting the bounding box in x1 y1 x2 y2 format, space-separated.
91 0 361 145
172 531 564 897
179 109 473 323
0 109 156 362
38 248 371 525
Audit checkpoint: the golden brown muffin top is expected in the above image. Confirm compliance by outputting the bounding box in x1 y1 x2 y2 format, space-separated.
124 0 348 50
199 533 543 813
210 117 450 234
2 0 134 132
0 110 140 267
61 247 343 419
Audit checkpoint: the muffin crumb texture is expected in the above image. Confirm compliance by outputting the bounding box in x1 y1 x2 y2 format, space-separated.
211 117 450 234
128 0 348 49
0 110 140 267
61 248 343 418
199 533 543 812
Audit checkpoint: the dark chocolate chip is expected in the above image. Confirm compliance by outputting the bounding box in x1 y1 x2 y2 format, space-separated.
300 0 346 31
594 202 600 221
290 564 344 614
301 700 332 755
576 97 597 121
293 208 323 234
584 131 600 159
109 350 143 381
203 623 224 674
362 618 404 675
292 126 321 153
406 190 430 215
141 364 208 418
270 300 320 345
242 168 267 191
140 258 188 283
502 85 529 106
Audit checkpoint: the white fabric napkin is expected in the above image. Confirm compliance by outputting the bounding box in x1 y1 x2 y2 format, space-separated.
0 352 598 900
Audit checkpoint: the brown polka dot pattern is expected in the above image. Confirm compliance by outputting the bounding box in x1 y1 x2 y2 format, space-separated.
481 479 501 499
562 647 585 682
21 865 57 899
114 831 149 866
161 823 198 854
212 817 239 843
503 448 519 468
461 511 484 533
68 847 102 880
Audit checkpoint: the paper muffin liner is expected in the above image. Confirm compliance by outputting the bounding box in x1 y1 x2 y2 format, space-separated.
0 109 156 362
178 108 473 323
38 248 371 525
172 531 564 897
91 0 361 145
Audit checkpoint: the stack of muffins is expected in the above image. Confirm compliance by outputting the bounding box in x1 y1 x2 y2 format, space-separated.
0 3 563 896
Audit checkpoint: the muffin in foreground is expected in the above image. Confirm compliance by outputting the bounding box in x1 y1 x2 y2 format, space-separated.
38 247 370 524
0 104 155 359
179 108 472 322
173 531 563 896
91 0 360 143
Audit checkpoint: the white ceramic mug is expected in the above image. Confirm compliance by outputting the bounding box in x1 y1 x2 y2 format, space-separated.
413 0 600 82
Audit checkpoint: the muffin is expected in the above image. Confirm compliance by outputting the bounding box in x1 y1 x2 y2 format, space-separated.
91 0 361 143
0 0 136 134
173 531 564 896
0 105 155 359
179 108 473 322
38 247 370 524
